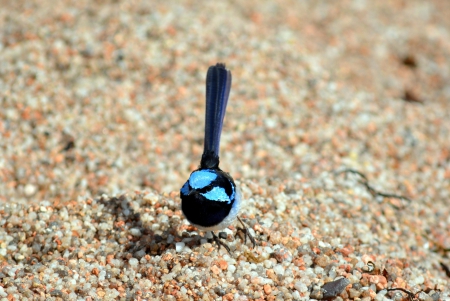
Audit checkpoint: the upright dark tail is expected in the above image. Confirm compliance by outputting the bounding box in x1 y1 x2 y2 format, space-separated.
200 63 232 169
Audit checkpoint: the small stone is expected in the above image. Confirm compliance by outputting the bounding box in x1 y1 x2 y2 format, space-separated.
218 232 227 239
217 259 228 270
50 290 63 297
55 269 68 277
366 289 376 299
273 264 284 276
264 259 273 269
14 253 25 261
214 286 225 296
431 292 440 301
266 269 277 281
129 228 142 237
417 291 433 301
263 284 272 295
311 288 323 299
375 291 386 301
211 265 221 275
274 248 293 263
227 265 236 273
269 231 282 244
375 275 387 290
134 249 146 259
24 184 37 196
175 242 185 252
339 245 354 256
314 255 329 267
412 275 425 285
129 258 138 267
294 281 308 293
349 288 361 298
322 278 350 300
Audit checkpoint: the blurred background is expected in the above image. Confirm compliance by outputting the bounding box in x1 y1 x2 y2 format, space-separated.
1 0 449 203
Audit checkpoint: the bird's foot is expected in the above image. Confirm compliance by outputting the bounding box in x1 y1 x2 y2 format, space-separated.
235 216 257 248
211 231 231 254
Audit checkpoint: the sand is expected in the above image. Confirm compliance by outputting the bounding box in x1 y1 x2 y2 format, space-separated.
1 0 449 300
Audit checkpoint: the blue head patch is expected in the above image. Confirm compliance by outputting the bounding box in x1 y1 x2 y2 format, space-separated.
189 169 217 189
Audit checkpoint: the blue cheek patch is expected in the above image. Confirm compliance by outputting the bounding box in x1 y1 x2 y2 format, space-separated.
180 181 190 195
201 186 230 203
189 169 217 189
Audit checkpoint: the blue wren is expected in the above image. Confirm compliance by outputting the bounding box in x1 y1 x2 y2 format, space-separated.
180 63 255 253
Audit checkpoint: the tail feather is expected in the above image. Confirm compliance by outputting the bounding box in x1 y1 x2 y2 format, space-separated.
201 63 232 168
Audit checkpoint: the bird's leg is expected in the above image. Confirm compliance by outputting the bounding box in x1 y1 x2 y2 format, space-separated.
235 216 256 248
211 231 231 254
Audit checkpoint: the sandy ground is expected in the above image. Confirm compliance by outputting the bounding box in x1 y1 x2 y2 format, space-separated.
1 0 450 300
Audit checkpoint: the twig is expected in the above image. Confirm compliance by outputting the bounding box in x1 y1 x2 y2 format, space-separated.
386 287 436 301
337 169 411 209
386 288 416 301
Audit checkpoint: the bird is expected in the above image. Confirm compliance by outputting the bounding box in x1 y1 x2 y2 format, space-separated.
180 63 256 253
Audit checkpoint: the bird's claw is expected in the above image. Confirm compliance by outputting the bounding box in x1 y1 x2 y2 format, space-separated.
235 216 257 248
211 231 231 254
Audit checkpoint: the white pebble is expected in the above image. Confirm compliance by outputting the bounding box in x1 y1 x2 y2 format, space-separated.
294 281 308 293
176 242 185 252
24 184 37 196
0 286 7 297
143 193 159 204
129 228 142 237
413 275 425 285
292 291 301 299
375 291 387 301
129 258 139 267
273 264 284 276
228 265 236 273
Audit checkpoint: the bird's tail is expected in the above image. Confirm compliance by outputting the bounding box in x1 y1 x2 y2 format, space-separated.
201 63 232 169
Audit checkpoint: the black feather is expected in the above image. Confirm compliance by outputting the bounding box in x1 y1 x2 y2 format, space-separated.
201 63 232 169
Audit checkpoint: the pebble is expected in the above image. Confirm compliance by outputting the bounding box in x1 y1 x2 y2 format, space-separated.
24 184 37 196
418 291 434 301
294 281 308 293
314 255 329 267
322 278 350 299
273 248 293 263
129 228 142 237
311 288 323 299
273 264 285 276
128 258 139 267
175 242 185 253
